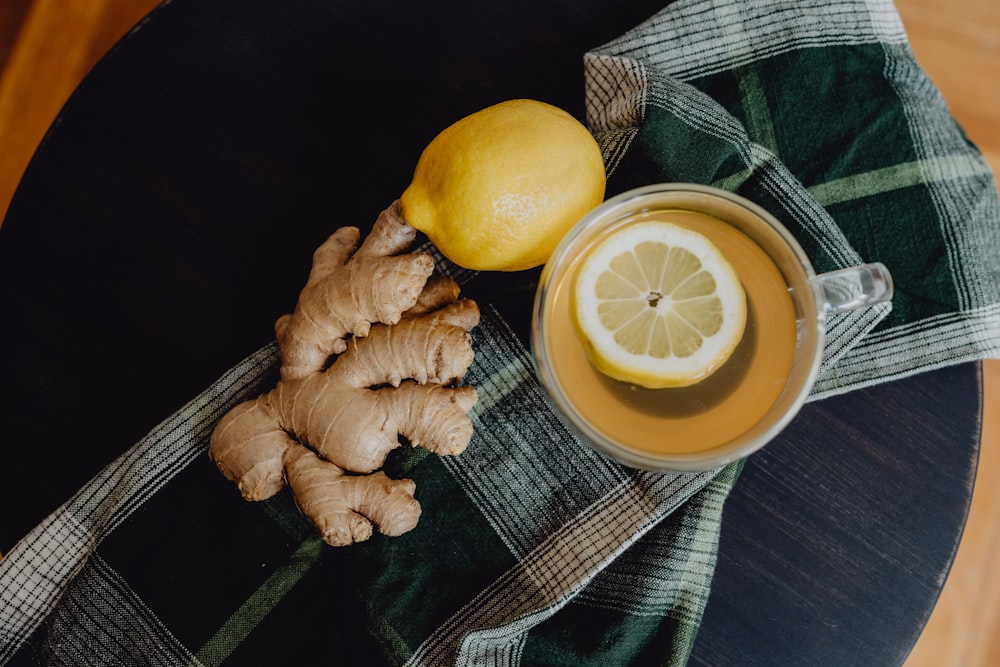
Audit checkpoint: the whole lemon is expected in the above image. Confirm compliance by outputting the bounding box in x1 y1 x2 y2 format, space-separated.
400 99 606 272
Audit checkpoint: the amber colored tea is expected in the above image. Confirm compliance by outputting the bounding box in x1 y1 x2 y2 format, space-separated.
541 208 797 456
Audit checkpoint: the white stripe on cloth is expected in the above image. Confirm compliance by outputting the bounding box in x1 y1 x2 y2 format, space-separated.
574 468 734 620
812 303 1000 398
449 307 630 558
882 40 1000 313
0 344 280 662
596 0 907 83
31 553 197 666
405 468 724 667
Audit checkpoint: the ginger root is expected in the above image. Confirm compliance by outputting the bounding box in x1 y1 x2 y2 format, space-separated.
209 201 479 546
274 200 437 381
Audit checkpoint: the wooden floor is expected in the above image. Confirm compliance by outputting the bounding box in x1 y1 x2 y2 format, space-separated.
0 1 997 664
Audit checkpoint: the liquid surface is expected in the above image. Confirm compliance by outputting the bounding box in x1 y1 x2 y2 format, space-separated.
543 209 797 455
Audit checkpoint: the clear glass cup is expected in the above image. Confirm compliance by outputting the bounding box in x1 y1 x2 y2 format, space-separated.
531 183 893 471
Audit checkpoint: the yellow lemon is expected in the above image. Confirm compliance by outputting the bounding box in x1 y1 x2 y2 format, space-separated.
572 221 747 388
400 99 606 272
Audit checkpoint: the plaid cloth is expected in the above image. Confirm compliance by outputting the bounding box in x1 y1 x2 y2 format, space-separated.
2 1 998 665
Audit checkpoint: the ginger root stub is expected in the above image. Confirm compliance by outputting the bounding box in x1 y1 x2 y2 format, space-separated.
209 201 479 547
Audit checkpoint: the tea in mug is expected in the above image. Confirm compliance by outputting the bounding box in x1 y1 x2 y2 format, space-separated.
540 208 797 456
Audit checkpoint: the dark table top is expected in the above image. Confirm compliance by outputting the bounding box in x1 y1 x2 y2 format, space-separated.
0 0 981 664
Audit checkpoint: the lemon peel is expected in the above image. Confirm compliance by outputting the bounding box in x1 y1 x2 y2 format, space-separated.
400 99 606 272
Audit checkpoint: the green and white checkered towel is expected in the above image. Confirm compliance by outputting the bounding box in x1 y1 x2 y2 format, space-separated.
2 1 998 665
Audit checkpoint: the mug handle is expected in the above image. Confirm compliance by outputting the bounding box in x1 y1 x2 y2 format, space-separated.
812 262 894 315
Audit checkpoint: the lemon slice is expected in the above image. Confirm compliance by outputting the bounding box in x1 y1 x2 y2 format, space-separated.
572 220 747 388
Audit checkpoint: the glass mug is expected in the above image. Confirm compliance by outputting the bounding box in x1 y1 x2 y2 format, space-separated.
531 183 893 471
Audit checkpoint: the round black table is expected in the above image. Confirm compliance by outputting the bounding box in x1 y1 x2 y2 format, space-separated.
0 1 981 665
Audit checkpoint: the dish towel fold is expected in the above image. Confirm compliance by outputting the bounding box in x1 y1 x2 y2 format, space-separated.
2 1 997 665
